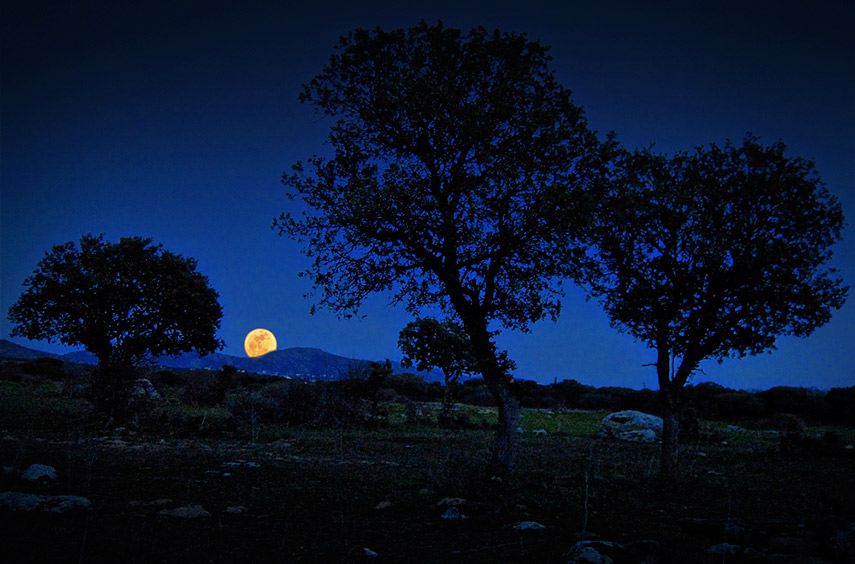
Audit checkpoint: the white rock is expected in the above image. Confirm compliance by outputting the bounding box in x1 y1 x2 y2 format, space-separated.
708 543 740 555
21 464 58 484
441 507 466 520
533 429 548 435
615 429 658 443
363 548 378 557
436 497 467 507
601 411 663 440
132 378 161 399
511 521 546 530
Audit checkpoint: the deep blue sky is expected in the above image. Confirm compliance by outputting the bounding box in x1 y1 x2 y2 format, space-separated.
2 0 853 390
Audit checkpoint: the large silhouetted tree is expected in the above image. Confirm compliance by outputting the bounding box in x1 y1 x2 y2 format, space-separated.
8 234 224 418
276 22 609 479
586 135 848 481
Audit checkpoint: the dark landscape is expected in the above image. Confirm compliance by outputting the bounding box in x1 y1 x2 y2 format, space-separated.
1 6 853 562
1 345 854 563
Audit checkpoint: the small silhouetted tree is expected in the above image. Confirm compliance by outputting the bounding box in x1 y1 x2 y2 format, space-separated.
585 135 848 481
276 22 609 479
8 234 224 419
398 317 478 421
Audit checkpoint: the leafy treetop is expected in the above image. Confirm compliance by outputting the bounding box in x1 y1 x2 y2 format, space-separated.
587 134 848 387
277 21 609 336
8 234 224 371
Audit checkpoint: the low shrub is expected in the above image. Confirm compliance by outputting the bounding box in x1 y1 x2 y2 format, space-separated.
21 357 67 380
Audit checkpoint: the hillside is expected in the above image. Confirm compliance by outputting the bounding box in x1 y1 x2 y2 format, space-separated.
0 339 441 382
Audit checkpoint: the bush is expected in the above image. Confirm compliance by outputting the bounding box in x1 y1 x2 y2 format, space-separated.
757 386 827 422
386 373 430 401
550 379 595 408
577 392 621 412
707 391 766 421
826 386 855 425
763 412 807 436
0 361 25 382
457 379 493 407
21 357 67 380
180 368 236 407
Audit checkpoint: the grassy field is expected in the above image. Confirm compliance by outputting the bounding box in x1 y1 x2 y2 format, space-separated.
1 377 854 563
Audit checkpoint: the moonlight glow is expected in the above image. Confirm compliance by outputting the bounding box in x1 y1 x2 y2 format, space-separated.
244 328 277 358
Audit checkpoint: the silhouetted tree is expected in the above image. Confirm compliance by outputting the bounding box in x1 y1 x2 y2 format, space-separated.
585 135 848 481
276 22 609 479
398 317 478 420
8 234 224 419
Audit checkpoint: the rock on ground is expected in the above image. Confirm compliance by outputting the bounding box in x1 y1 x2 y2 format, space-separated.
510 521 546 530
158 504 211 518
601 411 663 440
566 541 622 564
0 491 91 514
615 429 658 443
132 378 161 399
21 464 58 484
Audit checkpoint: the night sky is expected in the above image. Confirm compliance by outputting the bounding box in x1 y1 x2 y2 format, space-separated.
2 0 853 390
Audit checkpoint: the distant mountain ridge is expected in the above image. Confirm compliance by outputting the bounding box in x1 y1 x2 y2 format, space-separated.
0 339 441 382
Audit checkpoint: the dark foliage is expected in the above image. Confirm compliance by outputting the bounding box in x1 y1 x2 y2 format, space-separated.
180 368 238 407
827 386 855 425
584 135 848 480
7 234 224 419
275 21 612 476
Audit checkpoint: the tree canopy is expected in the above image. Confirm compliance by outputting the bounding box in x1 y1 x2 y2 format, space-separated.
277 22 606 332
8 234 224 372
398 317 478 381
589 135 847 373
585 134 848 479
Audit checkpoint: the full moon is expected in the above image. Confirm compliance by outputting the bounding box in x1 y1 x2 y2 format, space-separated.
244 328 277 358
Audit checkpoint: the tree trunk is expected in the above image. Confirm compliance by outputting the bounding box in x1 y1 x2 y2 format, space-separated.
92 362 134 423
660 400 680 483
656 342 697 483
483 377 521 481
656 341 680 483
456 312 520 483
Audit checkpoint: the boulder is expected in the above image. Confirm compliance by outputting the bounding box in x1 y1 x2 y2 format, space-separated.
510 521 546 530
21 464 58 484
441 507 466 520
615 429 658 443
0 492 91 514
132 378 161 399
565 541 623 564
159 504 211 518
707 543 740 555
601 411 663 440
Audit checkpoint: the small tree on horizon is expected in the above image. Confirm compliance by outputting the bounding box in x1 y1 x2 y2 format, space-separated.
276 22 610 480
8 234 224 420
585 134 848 482
398 317 481 421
